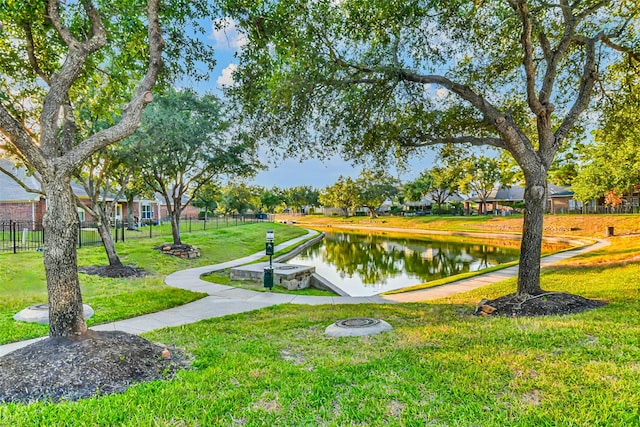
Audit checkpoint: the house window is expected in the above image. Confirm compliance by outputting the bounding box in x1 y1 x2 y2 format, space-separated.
568 199 582 210
141 204 153 219
77 208 85 223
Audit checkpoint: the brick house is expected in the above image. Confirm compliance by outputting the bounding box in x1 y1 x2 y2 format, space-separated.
0 160 47 223
0 159 162 225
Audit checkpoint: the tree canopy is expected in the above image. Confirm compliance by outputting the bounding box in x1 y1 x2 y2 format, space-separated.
128 88 258 245
573 59 640 204
220 0 639 295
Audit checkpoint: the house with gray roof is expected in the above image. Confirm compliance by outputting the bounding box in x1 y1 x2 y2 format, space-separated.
0 159 46 223
0 159 161 225
464 184 574 214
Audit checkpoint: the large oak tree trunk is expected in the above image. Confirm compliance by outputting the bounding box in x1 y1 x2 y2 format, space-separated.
517 175 547 296
43 176 87 337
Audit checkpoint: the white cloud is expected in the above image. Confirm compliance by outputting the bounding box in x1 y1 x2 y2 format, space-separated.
435 88 449 99
211 18 247 50
217 63 238 87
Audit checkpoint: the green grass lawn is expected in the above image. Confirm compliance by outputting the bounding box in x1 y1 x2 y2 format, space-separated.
0 221 638 425
0 222 306 345
0 234 638 425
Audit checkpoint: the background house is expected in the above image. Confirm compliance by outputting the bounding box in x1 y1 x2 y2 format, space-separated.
0 159 163 226
0 160 45 223
464 184 575 214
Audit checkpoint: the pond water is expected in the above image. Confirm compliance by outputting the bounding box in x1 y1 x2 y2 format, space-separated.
287 231 522 297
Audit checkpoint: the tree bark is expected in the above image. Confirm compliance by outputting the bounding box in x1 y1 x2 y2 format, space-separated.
43 175 87 337
517 174 546 296
94 207 122 266
170 209 182 245
126 195 136 230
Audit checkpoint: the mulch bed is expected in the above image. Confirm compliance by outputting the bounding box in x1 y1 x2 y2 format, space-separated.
79 265 149 278
0 330 190 404
475 292 607 317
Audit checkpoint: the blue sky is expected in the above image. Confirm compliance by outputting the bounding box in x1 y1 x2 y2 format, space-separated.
176 19 437 189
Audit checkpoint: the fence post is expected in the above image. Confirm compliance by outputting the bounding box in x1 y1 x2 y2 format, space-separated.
189 217 192 233
121 219 125 242
12 220 17 254
78 222 82 248
149 221 153 239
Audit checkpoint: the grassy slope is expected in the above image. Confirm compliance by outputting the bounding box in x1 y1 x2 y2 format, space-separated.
294 212 640 238
0 222 306 345
0 216 638 425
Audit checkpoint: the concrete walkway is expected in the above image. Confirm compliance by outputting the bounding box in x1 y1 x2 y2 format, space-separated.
0 230 609 357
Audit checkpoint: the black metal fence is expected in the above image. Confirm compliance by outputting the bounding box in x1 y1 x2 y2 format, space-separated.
0 214 274 254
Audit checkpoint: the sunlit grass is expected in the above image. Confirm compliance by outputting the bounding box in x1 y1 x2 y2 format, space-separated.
0 219 638 425
1 265 637 425
0 222 306 344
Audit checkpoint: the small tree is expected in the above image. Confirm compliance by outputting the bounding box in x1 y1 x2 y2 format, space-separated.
192 181 222 219
403 172 432 206
461 156 502 215
74 147 129 266
356 170 399 217
320 176 361 217
259 187 284 213
219 183 259 214
129 89 258 245
429 166 463 213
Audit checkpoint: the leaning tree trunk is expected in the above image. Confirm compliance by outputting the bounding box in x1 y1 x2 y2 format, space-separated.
94 207 123 266
517 174 547 296
42 176 88 337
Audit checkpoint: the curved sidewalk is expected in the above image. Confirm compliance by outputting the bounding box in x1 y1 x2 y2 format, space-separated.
0 230 608 357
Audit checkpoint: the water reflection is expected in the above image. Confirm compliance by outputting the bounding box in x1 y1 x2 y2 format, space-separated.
288 232 521 296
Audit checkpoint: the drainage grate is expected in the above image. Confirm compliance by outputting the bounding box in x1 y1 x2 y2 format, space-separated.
334 318 381 328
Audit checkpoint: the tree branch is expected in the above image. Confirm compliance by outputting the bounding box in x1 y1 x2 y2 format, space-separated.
41 0 108 157
554 33 599 147
402 136 507 150
536 0 579 108
0 164 45 196
63 0 164 173
76 193 97 218
22 21 51 84
602 34 640 62
0 102 47 172
515 0 546 115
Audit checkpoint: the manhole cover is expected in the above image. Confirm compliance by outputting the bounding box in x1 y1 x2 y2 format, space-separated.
13 304 94 324
334 318 381 328
325 317 392 337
